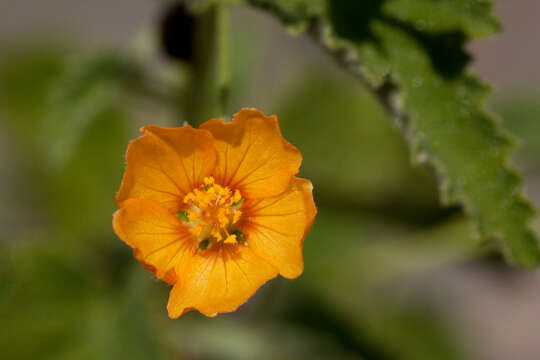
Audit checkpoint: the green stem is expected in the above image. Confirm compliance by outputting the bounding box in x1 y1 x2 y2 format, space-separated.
185 3 230 126
216 4 230 119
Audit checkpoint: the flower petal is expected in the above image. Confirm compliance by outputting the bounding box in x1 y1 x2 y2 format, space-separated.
241 177 316 279
167 244 278 318
113 198 197 284
115 125 216 213
200 108 301 199
132 248 177 285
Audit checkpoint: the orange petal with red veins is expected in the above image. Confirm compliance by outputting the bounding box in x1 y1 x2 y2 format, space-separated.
200 108 301 199
113 198 197 283
241 177 316 279
167 244 278 318
115 126 216 213
132 248 177 285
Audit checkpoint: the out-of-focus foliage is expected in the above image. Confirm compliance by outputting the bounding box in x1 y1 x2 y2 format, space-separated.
495 94 540 159
0 38 475 359
383 0 500 38
0 47 131 239
1 0 539 359
248 0 540 267
0 46 138 358
39 53 142 170
276 72 441 220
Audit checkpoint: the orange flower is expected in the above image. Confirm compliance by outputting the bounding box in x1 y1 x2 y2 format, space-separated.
113 108 316 318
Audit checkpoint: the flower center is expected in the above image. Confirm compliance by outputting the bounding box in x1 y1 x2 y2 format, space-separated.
178 177 245 249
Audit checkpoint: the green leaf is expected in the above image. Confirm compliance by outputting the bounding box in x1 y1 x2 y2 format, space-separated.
39 52 142 170
248 0 540 267
287 209 476 360
494 93 540 158
0 46 133 238
0 44 67 143
0 244 92 360
0 243 164 360
248 0 325 28
166 317 364 360
303 209 482 291
382 0 500 38
276 70 443 223
368 22 540 266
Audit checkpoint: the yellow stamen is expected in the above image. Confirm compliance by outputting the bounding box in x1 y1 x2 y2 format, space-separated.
232 190 242 204
233 210 242 224
182 176 244 248
224 234 237 244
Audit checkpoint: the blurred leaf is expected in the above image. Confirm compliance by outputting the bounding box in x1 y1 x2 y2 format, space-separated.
0 243 165 360
0 46 136 239
288 208 478 359
248 0 325 29
302 209 481 292
48 106 129 239
0 44 67 145
39 52 141 170
70 265 164 360
354 302 465 360
255 218 473 360
280 291 466 360
382 0 500 38
249 0 540 267
276 70 443 224
0 244 92 359
165 315 363 360
494 93 540 159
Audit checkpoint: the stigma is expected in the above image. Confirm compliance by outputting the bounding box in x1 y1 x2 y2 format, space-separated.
179 177 246 249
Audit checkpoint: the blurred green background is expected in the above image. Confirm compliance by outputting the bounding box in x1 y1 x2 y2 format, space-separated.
1 1 540 359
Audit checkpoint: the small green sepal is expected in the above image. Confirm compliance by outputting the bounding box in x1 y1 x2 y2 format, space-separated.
232 230 247 245
198 238 211 252
175 210 190 222
232 198 244 207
